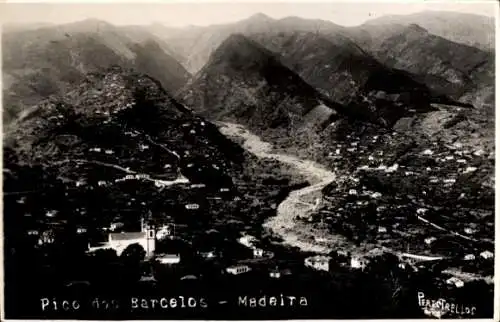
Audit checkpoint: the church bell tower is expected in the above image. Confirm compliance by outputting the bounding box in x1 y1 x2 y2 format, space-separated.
141 212 156 258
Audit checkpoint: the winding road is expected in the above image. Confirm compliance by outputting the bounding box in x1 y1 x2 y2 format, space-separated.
218 122 339 254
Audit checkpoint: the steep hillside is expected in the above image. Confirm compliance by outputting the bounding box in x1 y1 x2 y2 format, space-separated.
358 10 495 52
249 31 375 103
249 30 439 125
4 68 248 250
4 68 241 180
4 68 314 317
370 24 494 108
2 19 190 124
181 34 341 133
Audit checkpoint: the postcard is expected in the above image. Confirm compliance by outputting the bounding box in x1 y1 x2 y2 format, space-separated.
1 1 496 320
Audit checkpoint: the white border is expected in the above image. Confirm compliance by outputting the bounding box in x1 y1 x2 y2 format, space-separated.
0 1 498 322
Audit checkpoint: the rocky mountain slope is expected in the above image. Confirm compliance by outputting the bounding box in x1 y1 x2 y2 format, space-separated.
249 30 447 125
249 31 379 104
148 12 493 110
180 34 342 134
4 67 240 180
2 19 190 124
358 10 495 52
182 31 459 136
368 24 494 108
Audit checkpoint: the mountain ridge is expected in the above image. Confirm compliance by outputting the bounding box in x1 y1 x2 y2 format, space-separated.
2 19 191 125
180 34 341 133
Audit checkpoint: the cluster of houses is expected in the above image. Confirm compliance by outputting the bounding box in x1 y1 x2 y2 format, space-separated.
237 235 274 259
88 147 115 155
115 173 151 183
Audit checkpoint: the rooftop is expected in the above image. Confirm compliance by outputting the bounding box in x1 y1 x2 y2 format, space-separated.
109 232 146 241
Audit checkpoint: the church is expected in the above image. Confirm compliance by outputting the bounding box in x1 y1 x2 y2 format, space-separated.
88 218 156 258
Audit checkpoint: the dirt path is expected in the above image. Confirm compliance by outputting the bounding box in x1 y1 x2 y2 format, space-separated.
219 122 342 254
55 158 189 186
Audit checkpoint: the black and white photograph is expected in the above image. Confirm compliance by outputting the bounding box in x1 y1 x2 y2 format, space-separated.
1 1 497 320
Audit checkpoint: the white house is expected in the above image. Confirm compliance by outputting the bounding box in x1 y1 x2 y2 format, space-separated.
185 203 200 210
350 256 368 270
45 210 58 218
27 229 39 236
155 181 166 188
269 270 281 279
464 227 476 235
315 236 331 243
424 237 437 245
378 226 387 233
109 222 124 231
336 250 349 257
253 248 264 258
305 255 331 272
38 230 55 245
76 227 87 234
385 164 399 173
226 265 252 275
157 254 181 265
464 254 475 261
156 225 172 240
199 251 217 259
238 235 257 248
473 149 484 157
464 167 477 174
480 250 494 259
446 277 464 288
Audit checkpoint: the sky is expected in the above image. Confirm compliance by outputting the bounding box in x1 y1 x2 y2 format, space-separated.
1 1 497 27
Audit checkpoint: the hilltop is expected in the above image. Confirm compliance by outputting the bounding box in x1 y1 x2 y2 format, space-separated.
2 19 190 124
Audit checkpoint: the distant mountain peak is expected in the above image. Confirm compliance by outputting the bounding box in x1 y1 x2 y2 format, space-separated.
246 12 274 23
63 18 116 33
207 33 277 71
407 23 428 33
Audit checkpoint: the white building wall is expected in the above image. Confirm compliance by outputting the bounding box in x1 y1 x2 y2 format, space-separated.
109 238 149 256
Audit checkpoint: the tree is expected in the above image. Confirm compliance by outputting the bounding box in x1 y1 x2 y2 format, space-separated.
121 243 146 263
